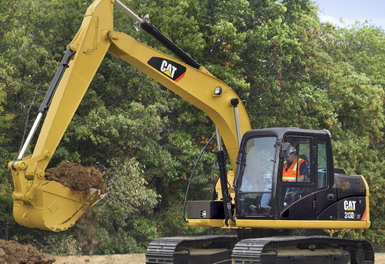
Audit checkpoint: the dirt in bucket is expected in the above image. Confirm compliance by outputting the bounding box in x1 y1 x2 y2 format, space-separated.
0 239 55 264
45 161 107 193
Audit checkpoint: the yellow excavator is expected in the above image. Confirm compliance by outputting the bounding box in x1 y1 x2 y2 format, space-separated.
8 0 374 263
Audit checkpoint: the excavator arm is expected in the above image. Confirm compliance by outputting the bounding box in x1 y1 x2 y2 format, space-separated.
8 0 251 231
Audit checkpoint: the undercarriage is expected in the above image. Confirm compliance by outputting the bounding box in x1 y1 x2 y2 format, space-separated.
146 234 374 264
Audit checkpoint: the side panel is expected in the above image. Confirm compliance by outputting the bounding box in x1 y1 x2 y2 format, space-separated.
317 196 367 221
316 174 369 222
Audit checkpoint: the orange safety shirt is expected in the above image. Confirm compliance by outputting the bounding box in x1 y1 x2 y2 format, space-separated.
282 158 307 182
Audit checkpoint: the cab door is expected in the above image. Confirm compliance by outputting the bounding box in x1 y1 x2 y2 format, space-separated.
278 134 335 220
278 136 317 220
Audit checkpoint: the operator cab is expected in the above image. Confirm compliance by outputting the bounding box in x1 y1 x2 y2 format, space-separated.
235 128 335 220
187 127 369 228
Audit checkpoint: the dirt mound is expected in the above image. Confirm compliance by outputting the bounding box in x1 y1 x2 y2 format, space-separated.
46 161 107 193
0 239 55 264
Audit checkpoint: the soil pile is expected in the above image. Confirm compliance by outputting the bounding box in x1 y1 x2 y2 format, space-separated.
0 239 55 264
46 161 107 193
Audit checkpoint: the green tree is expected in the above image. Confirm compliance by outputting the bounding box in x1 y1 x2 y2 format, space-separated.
318 22 385 247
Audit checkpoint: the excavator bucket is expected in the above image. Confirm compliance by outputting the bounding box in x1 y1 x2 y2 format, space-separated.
12 179 105 231
10 159 107 231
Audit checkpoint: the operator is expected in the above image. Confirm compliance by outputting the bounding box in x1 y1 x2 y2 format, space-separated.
282 145 309 182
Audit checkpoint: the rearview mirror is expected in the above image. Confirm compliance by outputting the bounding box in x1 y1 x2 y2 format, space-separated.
280 142 291 158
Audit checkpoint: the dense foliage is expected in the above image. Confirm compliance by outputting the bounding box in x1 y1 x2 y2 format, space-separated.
1 0 385 253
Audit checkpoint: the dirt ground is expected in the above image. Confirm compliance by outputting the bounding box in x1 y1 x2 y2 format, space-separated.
377 253 385 264
54 254 145 264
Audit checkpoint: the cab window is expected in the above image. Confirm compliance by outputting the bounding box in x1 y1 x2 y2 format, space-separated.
240 137 275 193
237 136 276 218
317 139 328 189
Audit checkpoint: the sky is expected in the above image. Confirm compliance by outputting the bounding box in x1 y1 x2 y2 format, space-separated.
313 0 385 30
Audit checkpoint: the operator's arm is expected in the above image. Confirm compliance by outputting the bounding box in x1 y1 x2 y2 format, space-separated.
299 162 309 182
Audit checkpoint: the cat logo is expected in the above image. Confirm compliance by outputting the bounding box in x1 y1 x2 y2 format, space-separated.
148 57 186 82
160 60 177 78
344 200 356 211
